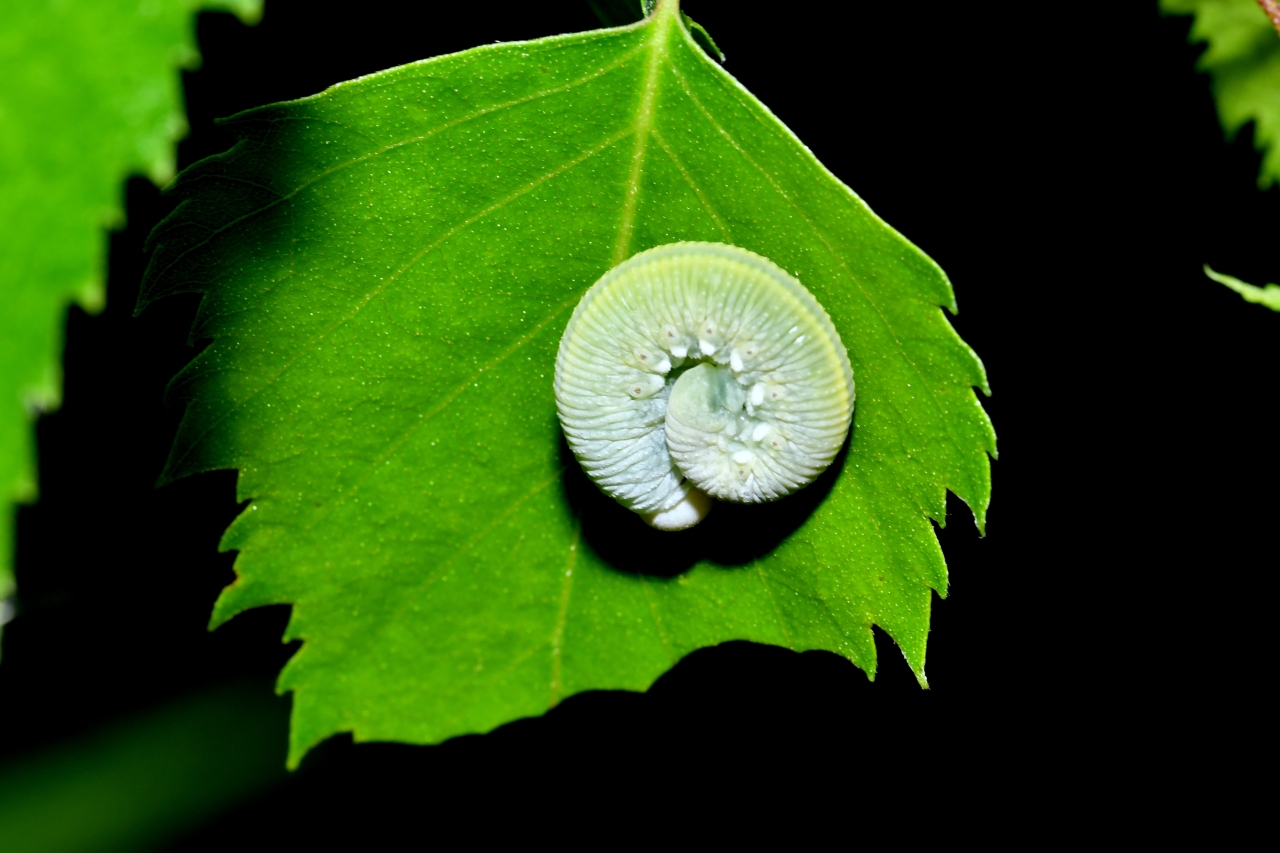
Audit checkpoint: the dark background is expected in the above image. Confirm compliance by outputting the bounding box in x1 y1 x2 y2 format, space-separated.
1 0 1271 835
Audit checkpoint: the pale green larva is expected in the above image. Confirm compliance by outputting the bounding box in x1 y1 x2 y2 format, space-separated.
554 242 855 531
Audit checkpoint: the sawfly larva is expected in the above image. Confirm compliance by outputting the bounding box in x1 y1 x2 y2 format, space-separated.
555 242 854 531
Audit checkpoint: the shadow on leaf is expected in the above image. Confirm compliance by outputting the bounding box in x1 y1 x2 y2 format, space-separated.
558 434 847 578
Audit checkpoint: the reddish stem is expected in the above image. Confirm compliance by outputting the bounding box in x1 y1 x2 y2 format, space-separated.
1259 0 1280 36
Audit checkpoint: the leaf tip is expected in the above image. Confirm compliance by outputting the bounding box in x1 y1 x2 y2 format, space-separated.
208 582 245 631
970 488 991 537
681 12 726 62
284 708 345 772
153 465 180 490
900 644 929 689
284 732 309 772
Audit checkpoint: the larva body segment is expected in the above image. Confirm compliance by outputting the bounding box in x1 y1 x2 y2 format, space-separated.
555 242 854 531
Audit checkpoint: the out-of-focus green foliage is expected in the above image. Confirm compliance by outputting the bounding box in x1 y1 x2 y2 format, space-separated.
142 0 994 765
0 0 261 610
1162 0 1280 185
0 684 287 853
1205 264 1280 308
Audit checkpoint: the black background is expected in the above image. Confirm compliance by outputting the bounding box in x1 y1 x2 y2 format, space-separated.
1 0 1272 837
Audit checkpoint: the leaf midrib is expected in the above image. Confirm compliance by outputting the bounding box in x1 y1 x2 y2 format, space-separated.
300 14 682 530
176 16 686 505
235 1 976 712
148 41 650 302
612 3 674 264
274 10 683 678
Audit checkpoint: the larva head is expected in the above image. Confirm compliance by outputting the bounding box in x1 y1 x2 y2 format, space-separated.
554 242 854 531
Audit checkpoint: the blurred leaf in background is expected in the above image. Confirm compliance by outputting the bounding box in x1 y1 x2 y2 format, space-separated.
1205 264 1280 308
0 683 288 853
0 0 262 642
1161 0 1280 186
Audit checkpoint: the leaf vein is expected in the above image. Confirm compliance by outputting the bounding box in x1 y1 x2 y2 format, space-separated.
612 8 673 264
148 41 648 294
638 577 674 663
548 518 581 708
305 294 580 531
650 127 732 241
754 560 794 649
168 128 632 478
664 58 984 500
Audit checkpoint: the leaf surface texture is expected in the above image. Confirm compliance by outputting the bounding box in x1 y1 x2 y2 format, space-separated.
143 5 995 764
0 0 261 603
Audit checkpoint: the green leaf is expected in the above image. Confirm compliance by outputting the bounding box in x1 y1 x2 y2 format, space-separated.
0 0 261 613
681 12 724 62
0 684 286 853
1162 0 1280 186
1205 264 1280 308
142 0 995 766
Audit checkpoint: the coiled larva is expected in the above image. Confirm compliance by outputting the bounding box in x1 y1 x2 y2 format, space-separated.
554 242 855 531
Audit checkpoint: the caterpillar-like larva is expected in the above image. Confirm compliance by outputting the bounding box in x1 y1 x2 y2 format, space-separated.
554 242 855 531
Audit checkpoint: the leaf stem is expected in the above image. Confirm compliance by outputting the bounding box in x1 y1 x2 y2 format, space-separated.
1259 0 1280 36
1204 265 1280 311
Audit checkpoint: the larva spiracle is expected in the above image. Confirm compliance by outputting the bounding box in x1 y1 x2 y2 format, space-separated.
554 242 855 531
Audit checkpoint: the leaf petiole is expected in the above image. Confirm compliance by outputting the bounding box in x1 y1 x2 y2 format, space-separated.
1204 265 1280 311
